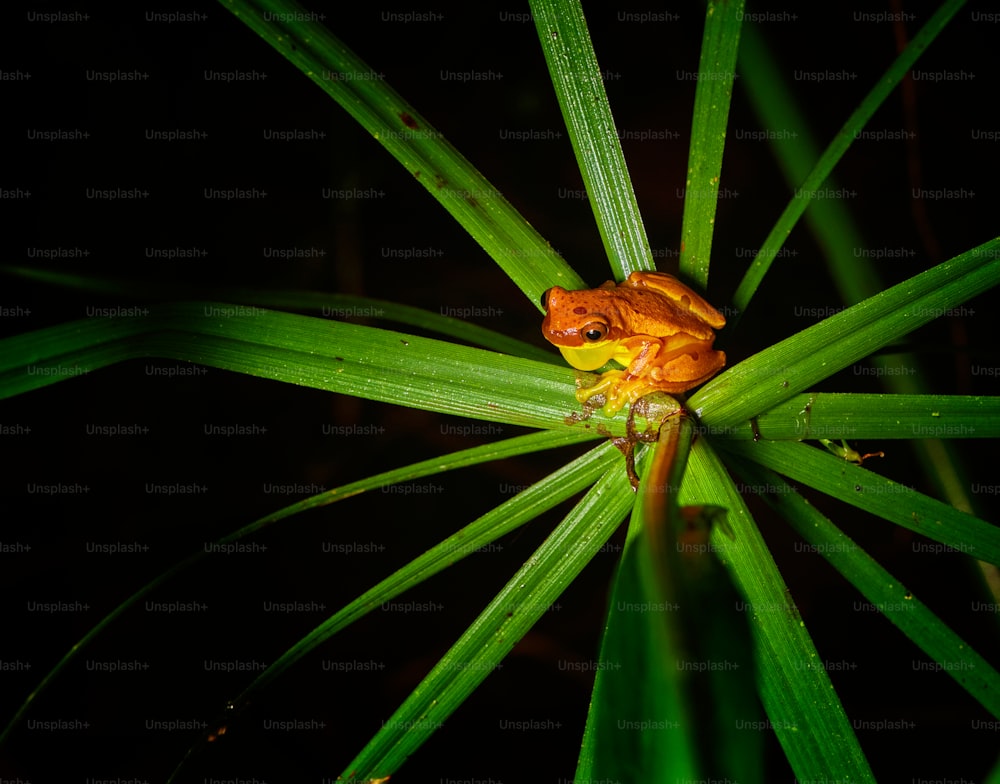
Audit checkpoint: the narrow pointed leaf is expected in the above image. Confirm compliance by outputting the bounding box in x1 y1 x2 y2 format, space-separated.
0 264 555 362
232 441 617 704
221 0 583 301
0 302 633 434
581 413 761 782
731 458 1000 719
681 440 875 782
732 0 968 313
692 241 1000 428
679 0 745 286
529 0 654 281
721 439 1000 564
719 393 1000 442
338 460 636 780
0 428 596 746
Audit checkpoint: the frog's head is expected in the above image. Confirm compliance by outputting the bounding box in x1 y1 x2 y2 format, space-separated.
540 286 622 371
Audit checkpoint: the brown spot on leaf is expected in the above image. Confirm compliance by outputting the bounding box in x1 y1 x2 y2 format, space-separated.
400 112 419 129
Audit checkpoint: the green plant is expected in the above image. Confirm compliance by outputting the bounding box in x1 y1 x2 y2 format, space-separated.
3 0 998 781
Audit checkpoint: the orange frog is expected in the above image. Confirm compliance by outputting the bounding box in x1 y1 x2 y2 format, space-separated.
541 271 726 414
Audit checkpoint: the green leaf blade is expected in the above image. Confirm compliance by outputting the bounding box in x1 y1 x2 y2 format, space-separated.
719 393 1000 442
581 414 762 782
679 0 745 287
722 440 1000 565
683 441 875 783
0 302 633 434
731 458 1000 719
339 461 636 780
529 0 654 281
693 241 1000 428
220 0 583 302
234 441 618 706
733 0 968 313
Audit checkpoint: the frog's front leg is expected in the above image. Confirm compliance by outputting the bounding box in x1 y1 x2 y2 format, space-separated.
576 369 658 416
603 369 668 413
574 368 625 407
571 337 655 411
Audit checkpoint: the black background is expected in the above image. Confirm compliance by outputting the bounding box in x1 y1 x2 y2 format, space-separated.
2 1 999 782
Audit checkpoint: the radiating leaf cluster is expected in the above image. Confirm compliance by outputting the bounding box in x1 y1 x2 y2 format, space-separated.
2 1 996 783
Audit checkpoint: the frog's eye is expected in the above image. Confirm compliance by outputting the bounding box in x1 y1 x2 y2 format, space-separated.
540 289 550 309
580 322 608 342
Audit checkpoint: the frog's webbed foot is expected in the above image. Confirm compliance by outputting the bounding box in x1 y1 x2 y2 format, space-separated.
578 369 671 416
576 368 667 416
574 369 625 408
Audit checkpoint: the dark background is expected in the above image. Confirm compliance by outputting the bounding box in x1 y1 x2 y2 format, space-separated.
2 1 999 781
